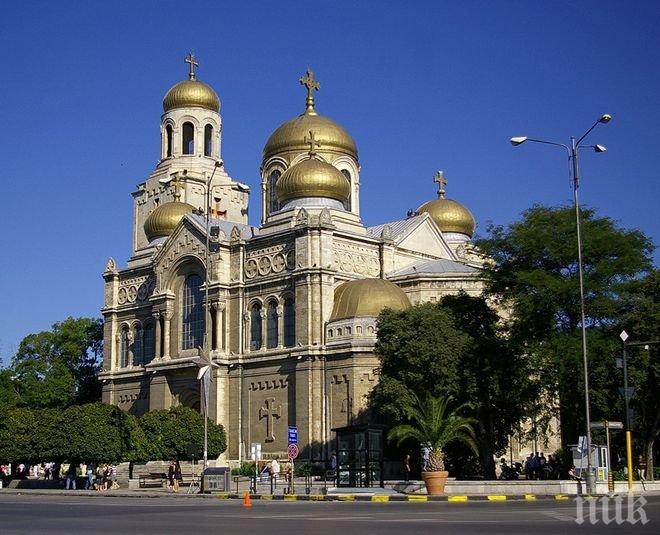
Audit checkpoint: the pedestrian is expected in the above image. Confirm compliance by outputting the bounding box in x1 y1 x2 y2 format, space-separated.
65 462 77 490
524 454 533 480
110 463 118 490
96 463 105 491
173 460 182 492
637 455 647 481
271 458 280 488
403 453 411 482
167 461 175 491
85 463 95 490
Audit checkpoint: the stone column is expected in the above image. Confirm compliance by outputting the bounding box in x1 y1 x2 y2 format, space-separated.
153 311 162 360
114 333 121 369
260 309 267 350
162 309 173 360
243 311 250 351
276 304 284 348
212 301 226 352
127 329 135 368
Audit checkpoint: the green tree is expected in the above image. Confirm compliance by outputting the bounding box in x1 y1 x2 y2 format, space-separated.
9 317 103 408
139 406 227 461
477 204 654 447
388 393 478 472
370 297 532 477
619 269 660 479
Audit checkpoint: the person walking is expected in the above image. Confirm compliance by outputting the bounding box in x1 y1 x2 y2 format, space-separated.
65 462 77 490
271 458 280 489
173 460 182 492
85 463 94 490
403 453 411 482
109 464 118 490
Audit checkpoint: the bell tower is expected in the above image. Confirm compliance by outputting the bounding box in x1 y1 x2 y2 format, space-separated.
130 54 250 256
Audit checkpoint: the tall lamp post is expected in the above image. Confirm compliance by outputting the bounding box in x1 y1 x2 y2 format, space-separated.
510 113 612 495
159 160 223 474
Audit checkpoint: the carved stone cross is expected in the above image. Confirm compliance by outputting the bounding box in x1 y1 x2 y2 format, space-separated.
185 52 199 80
259 397 281 442
304 130 321 156
434 170 447 198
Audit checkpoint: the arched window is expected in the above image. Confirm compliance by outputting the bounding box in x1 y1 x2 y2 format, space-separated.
266 301 278 349
166 124 173 157
182 122 195 155
204 124 213 156
283 297 295 347
341 169 352 210
132 324 142 365
182 274 204 350
250 303 262 350
337 327 343 336
268 170 281 214
143 323 155 364
120 327 129 368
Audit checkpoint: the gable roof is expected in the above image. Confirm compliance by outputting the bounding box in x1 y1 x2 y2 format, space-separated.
366 214 426 241
186 213 256 240
388 258 478 278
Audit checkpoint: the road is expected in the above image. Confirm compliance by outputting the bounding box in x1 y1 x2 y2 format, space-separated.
0 493 656 534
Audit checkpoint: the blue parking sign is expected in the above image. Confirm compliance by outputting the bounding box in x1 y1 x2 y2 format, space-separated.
288 425 298 445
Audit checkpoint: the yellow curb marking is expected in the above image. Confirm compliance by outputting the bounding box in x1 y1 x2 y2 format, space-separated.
337 495 355 501
524 494 537 500
283 494 297 501
448 495 469 502
309 495 325 501
371 495 390 502
260 495 273 500
555 494 569 501
215 493 229 500
407 495 428 502
487 495 507 501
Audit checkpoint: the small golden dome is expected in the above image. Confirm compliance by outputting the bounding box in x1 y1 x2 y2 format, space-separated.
417 198 476 237
264 112 357 160
417 171 476 237
276 157 350 204
144 201 195 242
163 79 220 113
329 279 411 321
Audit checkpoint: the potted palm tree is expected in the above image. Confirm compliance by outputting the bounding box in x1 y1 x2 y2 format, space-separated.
388 392 478 495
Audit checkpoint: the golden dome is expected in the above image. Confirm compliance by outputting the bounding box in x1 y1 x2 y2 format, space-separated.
144 201 195 242
163 79 220 113
329 279 411 321
264 111 357 160
276 157 350 204
417 198 476 237
263 68 357 160
417 171 476 237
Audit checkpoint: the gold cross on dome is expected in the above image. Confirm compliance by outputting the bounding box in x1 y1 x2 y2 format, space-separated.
305 130 321 156
434 170 447 198
185 52 199 80
299 68 320 112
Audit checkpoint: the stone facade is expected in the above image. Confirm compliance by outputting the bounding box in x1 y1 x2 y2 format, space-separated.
100 63 487 461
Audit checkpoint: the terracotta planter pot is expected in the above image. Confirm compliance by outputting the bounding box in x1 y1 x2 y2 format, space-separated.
421 470 449 495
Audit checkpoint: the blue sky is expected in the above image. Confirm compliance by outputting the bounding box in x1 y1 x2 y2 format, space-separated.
1 0 658 359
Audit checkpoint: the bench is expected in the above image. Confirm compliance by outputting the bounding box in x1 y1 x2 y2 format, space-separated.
139 472 166 488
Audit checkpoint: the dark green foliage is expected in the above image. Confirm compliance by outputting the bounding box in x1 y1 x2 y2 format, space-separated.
371 295 532 478
231 462 256 476
139 405 226 461
476 204 654 450
5 317 103 409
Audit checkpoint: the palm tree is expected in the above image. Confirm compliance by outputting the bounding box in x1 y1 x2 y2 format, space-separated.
388 392 478 472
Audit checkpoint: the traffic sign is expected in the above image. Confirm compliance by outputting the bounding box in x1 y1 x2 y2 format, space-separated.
288 425 298 445
591 421 623 430
287 443 299 460
250 442 262 461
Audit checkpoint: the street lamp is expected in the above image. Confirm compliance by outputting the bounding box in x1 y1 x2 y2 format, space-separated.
510 113 612 495
159 161 223 475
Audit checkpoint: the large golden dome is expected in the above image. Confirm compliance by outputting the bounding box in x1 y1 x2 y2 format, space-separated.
329 279 411 321
264 112 357 160
276 157 351 204
144 201 195 242
163 79 220 113
418 198 476 237
263 68 357 160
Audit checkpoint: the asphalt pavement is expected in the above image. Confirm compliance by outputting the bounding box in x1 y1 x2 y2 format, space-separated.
0 493 657 534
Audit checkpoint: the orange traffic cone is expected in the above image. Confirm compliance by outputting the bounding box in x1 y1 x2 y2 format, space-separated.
243 491 252 508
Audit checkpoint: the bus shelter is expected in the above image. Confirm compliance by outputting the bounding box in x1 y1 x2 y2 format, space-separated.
332 425 385 488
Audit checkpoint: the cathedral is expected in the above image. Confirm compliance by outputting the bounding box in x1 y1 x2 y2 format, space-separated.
100 55 486 461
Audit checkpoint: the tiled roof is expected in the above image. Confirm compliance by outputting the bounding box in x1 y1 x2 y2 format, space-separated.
388 258 478 278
